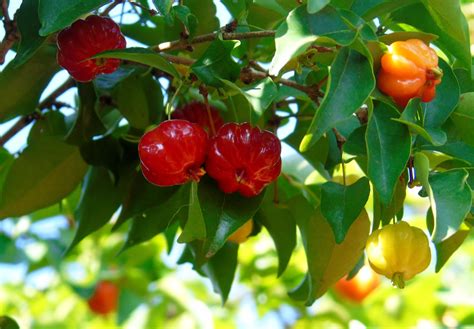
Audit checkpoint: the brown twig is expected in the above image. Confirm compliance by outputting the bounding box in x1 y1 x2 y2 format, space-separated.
0 0 18 64
153 30 275 52
199 85 216 136
0 78 75 147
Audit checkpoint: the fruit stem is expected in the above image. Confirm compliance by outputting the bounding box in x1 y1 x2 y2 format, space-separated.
391 272 406 289
165 81 183 120
199 85 217 136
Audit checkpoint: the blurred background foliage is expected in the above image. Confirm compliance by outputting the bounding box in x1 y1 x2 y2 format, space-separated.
0 1 473 328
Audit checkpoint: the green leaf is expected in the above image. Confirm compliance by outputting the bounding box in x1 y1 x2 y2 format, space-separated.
300 48 374 151
308 0 330 14
242 77 278 118
0 136 87 219
93 48 180 79
178 182 207 243
171 6 198 37
392 2 471 71
344 126 366 156
350 0 417 19
289 197 370 304
115 172 180 230
0 149 14 195
191 39 240 87
320 177 370 243
429 169 471 243
435 225 471 272
422 60 460 128
79 136 124 173
38 0 110 36
0 316 20 329
11 0 45 67
366 102 411 205
121 17 182 46
450 92 474 146
197 178 265 257
270 5 359 75
0 45 59 123
65 83 105 145
254 186 296 276
392 98 446 146
285 122 329 173
115 72 163 129
184 241 238 303
221 78 278 123
121 183 191 251
220 0 251 18
153 0 173 14
373 174 406 229
66 167 122 252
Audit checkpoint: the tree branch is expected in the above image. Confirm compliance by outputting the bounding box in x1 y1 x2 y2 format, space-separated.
0 78 75 147
154 30 276 52
0 0 18 64
101 0 124 16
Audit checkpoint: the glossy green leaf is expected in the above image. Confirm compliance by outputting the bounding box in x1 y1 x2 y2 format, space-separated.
115 73 163 129
191 40 240 87
270 5 359 75
422 60 460 128
344 126 367 156
171 6 198 37
178 182 207 243
392 3 471 71
435 225 471 272
320 177 370 243
121 17 182 46
308 0 330 14
373 175 407 229
0 316 20 329
66 167 122 252
289 197 370 304
300 48 374 150
0 136 87 219
65 83 105 145
450 92 474 146
121 184 191 251
11 0 45 67
429 169 471 243
39 0 109 36
0 46 59 123
254 186 296 276
93 48 180 79
393 98 446 146
220 0 251 18
196 178 265 257
366 102 411 205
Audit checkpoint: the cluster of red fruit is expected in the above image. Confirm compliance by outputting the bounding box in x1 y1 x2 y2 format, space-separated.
139 102 282 197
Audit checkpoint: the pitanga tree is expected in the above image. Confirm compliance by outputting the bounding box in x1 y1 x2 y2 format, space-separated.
0 0 473 317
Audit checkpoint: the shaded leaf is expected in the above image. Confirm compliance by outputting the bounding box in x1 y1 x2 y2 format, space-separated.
66 167 122 253
308 0 330 14
0 137 87 219
366 102 411 204
429 169 471 243
254 186 296 276
289 197 370 304
0 316 20 329
115 72 163 129
0 46 59 123
435 225 471 272
178 182 206 243
450 92 474 146
121 183 191 251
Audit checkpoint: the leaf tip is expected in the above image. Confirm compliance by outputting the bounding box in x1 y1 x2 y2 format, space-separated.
299 134 313 152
